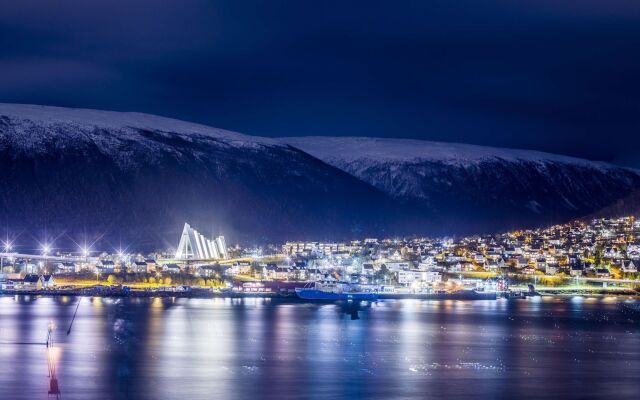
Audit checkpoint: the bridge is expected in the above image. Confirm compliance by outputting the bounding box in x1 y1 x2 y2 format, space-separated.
157 257 253 265
520 274 640 290
0 252 88 263
579 276 640 284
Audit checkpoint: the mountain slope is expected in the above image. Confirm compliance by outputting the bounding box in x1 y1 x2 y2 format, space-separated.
0 104 405 250
283 137 640 233
2 104 638 251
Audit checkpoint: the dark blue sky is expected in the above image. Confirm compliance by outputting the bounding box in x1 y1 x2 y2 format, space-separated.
1 1 639 164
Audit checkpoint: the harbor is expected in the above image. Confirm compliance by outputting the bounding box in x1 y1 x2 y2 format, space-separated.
1 284 636 300
1 295 638 400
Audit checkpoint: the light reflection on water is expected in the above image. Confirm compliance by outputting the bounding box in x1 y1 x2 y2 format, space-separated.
0 296 638 399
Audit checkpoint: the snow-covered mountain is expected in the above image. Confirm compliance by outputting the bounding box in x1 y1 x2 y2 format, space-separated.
1 104 638 250
284 136 640 233
0 104 403 250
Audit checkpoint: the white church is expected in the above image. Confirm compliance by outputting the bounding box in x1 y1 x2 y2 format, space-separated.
175 223 228 260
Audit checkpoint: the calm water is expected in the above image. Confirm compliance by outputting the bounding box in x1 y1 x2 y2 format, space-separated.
0 296 639 400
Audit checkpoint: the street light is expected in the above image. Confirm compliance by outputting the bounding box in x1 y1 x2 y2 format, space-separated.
41 243 51 274
0 242 10 272
81 246 90 272
116 250 125 273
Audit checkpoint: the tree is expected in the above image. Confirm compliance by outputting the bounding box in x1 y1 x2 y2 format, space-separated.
164 277 172 286
107 274 116 285
208 278 223 288
373 265 396 284
594 245 604 267
620 245 628 259
196 278 206 287
148 277 156 285
610 265 623 280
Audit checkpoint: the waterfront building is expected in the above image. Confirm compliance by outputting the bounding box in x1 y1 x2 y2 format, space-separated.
163 263 182 274
621 260 637 273
54 262 76 274
41 275 55 289
570 264 584 277
196 265 220 278
132 261 147 273
21 274 42 290
97 260 116 274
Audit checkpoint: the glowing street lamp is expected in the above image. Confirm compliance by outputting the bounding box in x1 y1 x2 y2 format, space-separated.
81 246 90 270
42 243 51 273
116 250 125 273
0 242 10 272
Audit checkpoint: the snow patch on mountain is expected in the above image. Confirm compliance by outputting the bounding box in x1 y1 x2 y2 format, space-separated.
282 136 627 171
0 103 273 143
282 136 640 230
0 103 281 169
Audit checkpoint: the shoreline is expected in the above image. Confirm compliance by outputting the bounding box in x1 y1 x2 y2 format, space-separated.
1 289 637 300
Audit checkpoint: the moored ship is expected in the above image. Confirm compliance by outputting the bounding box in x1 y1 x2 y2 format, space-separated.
295 281 379 301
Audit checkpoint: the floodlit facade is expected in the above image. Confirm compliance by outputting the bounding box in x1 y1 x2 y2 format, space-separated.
175 223 228 259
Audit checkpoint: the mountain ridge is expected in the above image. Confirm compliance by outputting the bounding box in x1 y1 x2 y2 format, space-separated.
0 104 405 250
282 136 640 233
1 103 638 250
282 136 633 170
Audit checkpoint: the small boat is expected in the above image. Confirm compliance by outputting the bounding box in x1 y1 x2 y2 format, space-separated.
295 281 378 301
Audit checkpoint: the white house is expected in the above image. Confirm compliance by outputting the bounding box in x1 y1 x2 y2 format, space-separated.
41 275 55 289
163 264 182 274
381 262 410 272
97 260 116 274
145 259 158 273
570 264 583 277
55 262 76 274
545 263 558 275
621 260 637 273
604 247 621 259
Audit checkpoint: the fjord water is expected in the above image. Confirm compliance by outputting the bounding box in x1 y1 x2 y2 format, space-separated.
0 296 638 400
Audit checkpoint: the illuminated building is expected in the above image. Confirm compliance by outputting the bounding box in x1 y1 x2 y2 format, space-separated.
175 223 228 259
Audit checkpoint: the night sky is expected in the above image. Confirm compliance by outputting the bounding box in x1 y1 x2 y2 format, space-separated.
1 1 639 165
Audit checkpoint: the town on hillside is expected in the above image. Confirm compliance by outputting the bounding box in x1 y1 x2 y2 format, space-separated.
1 217 639 295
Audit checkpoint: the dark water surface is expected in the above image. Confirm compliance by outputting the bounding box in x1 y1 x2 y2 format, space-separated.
0 295 638 399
